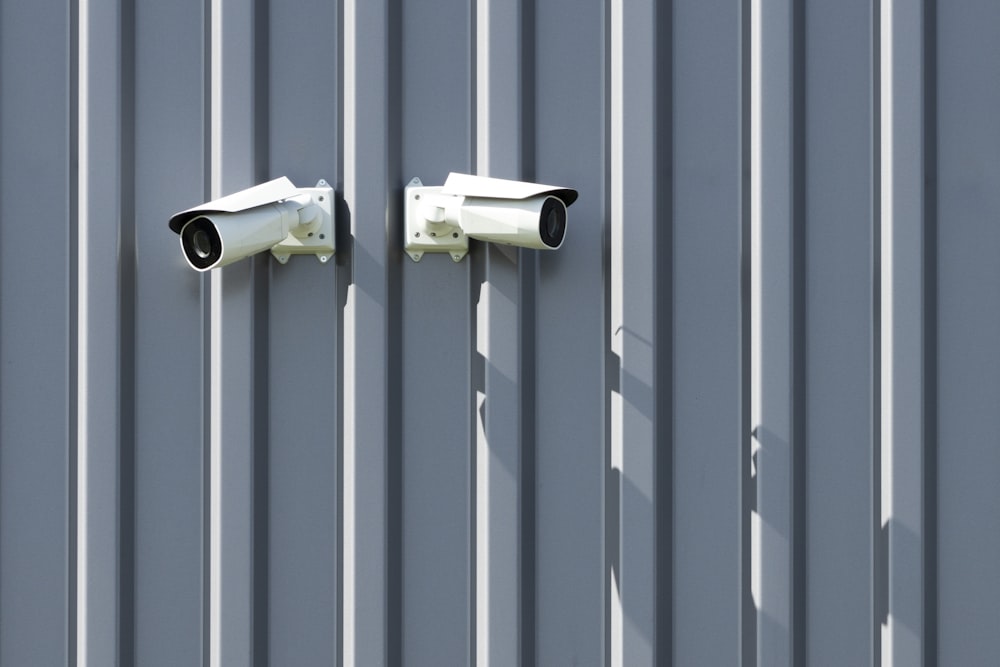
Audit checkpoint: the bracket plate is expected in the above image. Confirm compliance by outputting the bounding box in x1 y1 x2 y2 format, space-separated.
404 177 468 262
271 179 336 264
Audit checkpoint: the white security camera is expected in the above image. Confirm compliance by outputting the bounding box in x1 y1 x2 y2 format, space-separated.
403 172 578 262
168 177 335 271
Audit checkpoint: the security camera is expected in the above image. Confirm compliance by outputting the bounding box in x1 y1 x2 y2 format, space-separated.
168 177 335 271
403 172 578 262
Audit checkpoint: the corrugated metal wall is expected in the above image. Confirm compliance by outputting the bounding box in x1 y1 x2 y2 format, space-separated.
1 0 997 664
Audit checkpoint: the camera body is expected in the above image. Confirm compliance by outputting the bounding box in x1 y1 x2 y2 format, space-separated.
404 173 578 262
168 177 334 271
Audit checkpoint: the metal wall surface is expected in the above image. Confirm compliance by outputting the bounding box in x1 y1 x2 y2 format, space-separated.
0 0 997 665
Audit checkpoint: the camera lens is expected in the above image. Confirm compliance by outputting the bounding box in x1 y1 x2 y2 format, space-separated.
181 216 222 270
192 230 213 258
539 197 566 248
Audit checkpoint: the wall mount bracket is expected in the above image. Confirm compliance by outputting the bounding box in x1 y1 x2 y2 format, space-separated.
404 177 468 262
271 179 336 264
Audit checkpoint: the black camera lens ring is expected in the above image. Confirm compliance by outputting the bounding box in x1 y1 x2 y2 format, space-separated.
180 216 223 270
539 197 567 249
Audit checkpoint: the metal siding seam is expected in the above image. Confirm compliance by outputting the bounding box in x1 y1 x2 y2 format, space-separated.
921 1 938 662
342 0 393 661
76 0 137 662
519 1 537 665
750 0 801 664
609 0 658 664
69 0 81 661
118 0 137 662
879 0 932 663
475 0 529 664
791 1 807 664
208 0 267 661
739 0 757 663
871 1 883 664
251 2 271 665
655 1 673 664
602 1 613 663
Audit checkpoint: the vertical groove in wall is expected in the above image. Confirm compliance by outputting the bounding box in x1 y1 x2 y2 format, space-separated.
334 1 347 664
385 1 403 664
252 257 269 667
739 0 756 663
654 0 673 664
467 5 479 666
519 260 537 667
201 1 212 662
201 278 211 667
469 252 484 667
252 264 270 667
67 0 80 662
602 0 613 660
520 0 536 180
791 0 807 664
921 0 938 662
119 0 137 663
519 3 537 666
251 0 270 663
870 1 883 664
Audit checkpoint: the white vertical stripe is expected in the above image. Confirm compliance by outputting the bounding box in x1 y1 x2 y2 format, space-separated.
343 281 356 665
748 0 763 615
341 0 357 661
475 388 488 667
879 5 893 661
210 0 223 201
76 0 91 662
608 0 623 663
476 0 489 175
209 272 223 667
208 0 223 663
879 0 893 537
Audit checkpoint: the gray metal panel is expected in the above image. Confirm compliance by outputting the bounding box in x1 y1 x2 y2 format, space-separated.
265 0 340 663
0 0 72 664
936 0 1000 662
671 0 743 664
7 0 1000 665
399 0 473 664
803 0 874 663
533 0 605 663
133 0 206 663
609 0 660 663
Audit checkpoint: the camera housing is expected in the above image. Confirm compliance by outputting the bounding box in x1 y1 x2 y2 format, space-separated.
168 177 335 271
403 172 578 262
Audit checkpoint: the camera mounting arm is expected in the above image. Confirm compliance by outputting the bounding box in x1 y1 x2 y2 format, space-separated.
403 177 469 262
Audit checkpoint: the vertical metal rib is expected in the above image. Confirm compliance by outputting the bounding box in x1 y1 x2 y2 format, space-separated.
879 0 932 662
750 0 800 663
206 0 269 661
75 0 137 661
739 0 757 663
474 0 529 663
342 0 393 662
